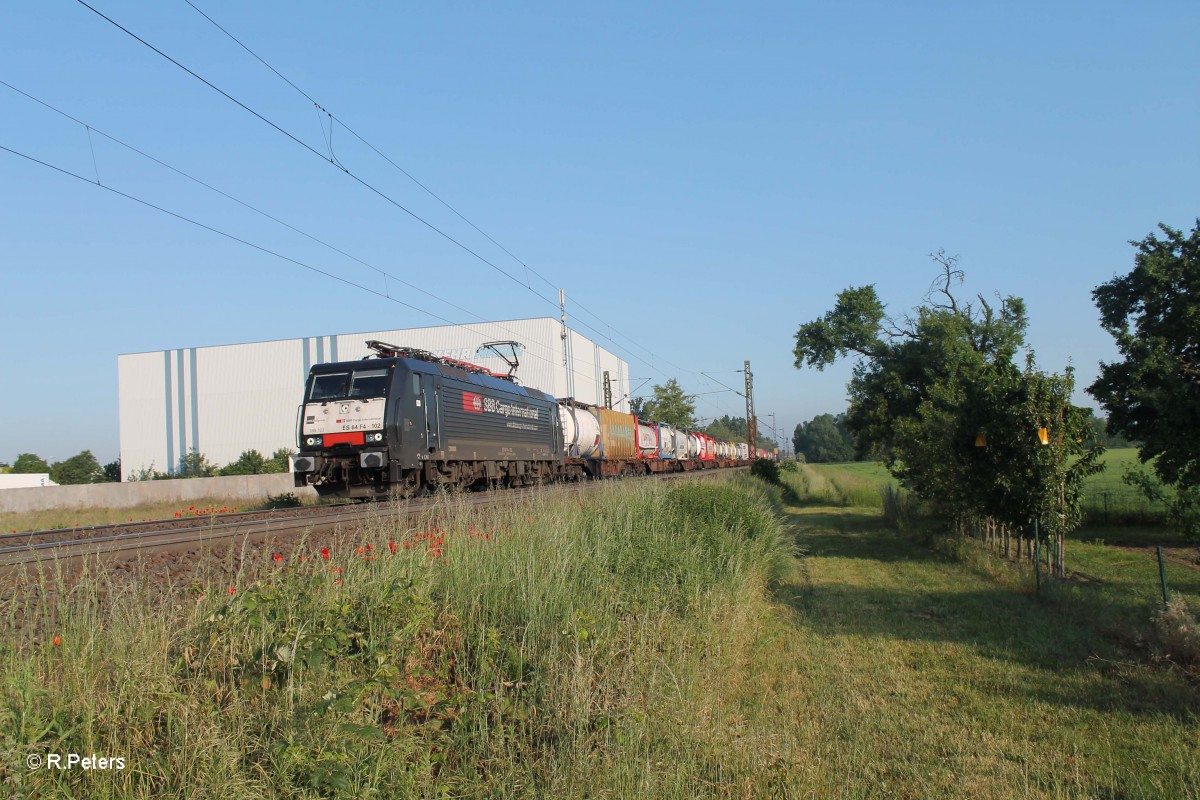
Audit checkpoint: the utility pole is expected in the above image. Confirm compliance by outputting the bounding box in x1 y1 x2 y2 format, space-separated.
559 289 575 400
744 360 756 450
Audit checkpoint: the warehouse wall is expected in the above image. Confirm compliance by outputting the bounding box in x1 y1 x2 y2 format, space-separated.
118 318 629 480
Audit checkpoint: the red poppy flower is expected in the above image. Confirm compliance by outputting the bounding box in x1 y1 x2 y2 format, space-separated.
321 548 330 560
336 568 343 575
273 553 283 563
228 587 236 595
388 541 397 553
52 636 61 647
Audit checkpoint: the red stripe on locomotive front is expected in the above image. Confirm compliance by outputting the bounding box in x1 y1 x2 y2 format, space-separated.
324 432 365 446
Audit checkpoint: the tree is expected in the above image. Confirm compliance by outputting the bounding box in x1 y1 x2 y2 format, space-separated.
50 450 106 485
703 415 776 448
1089 221 1200 485
637 379 697 430
794 253 1102 570
1089 220 1200 534
793 413 855 463
174 449 219 479
264 448 295 473
1088 416 1132 449
629 396 650 419
12 453 50 474
103 458 122 482
220 449 267 476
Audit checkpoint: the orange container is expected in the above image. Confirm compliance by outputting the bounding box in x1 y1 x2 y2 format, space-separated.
597 408 637 460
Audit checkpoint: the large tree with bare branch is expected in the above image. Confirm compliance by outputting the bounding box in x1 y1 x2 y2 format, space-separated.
793 253 1102 567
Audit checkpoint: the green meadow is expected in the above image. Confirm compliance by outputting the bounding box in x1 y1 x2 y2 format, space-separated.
2 471 1196 799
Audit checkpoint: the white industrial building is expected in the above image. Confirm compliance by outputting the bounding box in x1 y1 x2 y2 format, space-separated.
117 318 631 479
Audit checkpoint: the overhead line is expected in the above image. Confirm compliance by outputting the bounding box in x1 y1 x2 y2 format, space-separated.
0 141 602 388
177 0 705 389
180 0 553 294
79 0 726 403
0 78 605 386
75 0 559 307
0 78 479 323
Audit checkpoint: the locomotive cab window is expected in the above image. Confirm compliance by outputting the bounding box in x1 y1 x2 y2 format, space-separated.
348 369 389 398
310 372 350 401
308 368 389 401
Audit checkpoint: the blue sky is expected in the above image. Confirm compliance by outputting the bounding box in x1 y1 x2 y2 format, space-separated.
1 1 1197 465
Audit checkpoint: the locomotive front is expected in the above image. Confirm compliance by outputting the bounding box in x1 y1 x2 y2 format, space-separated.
292 359 411 497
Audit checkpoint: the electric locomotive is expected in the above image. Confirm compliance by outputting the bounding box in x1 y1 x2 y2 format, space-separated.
292 341 562 498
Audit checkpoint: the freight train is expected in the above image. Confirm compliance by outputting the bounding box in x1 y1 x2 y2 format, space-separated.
292 341 772 499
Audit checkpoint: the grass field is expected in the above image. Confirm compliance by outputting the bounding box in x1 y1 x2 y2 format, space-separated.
777 498 1199 798
802 460 1200 660
806 448 1175 529
0 493 316 534
3 472 1196 798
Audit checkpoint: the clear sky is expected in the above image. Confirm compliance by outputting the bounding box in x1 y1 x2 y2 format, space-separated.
2 1 1197 466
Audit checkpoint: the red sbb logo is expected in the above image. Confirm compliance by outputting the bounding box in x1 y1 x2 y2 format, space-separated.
463 392 483 413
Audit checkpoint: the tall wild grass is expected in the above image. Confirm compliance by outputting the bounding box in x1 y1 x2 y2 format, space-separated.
1 475 795 799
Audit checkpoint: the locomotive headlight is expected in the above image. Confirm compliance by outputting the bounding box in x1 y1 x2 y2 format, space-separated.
304 435 323 448
366 432 385 443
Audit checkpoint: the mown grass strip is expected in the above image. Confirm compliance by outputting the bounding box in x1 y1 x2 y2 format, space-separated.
778 497 1199 799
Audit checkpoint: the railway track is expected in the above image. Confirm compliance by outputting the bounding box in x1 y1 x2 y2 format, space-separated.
0 468 745 575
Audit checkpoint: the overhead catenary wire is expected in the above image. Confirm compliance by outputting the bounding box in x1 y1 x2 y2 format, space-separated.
175 0 713 391
0 141 607 390
0 79 484 324
0 84 610 392
75 0 559 308
70 1 738 409
182 0 553 295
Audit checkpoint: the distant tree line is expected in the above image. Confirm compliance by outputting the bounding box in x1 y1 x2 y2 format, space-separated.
128 448 295 480
792 412 1127 464
1 451 119 485
702 415 776 450
792 413 858 463
3 447 293 484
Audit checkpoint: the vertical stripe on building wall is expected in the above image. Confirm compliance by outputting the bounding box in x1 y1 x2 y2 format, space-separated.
163 350 175 475
177 349 187 463
189 347 199 456
316 336 325 364
302 338 311 377
329 336 338 363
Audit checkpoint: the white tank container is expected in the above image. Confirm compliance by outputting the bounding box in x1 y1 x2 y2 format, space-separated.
637 422 659 456
659 424 677 457
676 430 690 459
559 404 601 458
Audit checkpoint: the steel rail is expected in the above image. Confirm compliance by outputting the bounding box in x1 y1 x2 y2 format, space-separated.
0 468 745 573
